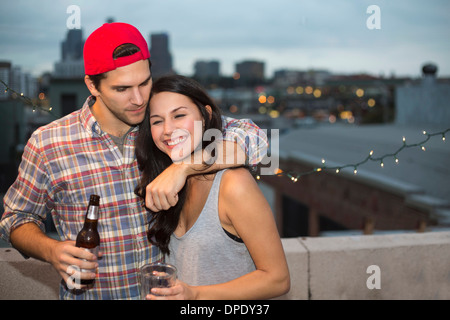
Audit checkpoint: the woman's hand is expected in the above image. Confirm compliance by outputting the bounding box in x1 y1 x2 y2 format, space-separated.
145 280 196 300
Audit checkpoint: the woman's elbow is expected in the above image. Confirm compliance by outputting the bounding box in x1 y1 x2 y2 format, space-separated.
279 273 291 295
271 270 290 297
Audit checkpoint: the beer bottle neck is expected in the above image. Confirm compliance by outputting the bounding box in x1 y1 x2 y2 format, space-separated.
83 219 98 229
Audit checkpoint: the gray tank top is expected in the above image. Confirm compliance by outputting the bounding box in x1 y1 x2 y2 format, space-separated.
166 169 256 286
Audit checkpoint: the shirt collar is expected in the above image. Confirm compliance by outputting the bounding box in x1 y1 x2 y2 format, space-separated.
79 96 103 136
79 95 140 137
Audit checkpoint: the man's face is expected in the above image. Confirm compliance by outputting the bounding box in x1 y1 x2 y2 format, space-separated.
88 59 152 135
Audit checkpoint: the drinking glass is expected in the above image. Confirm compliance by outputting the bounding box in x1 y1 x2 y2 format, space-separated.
140 262 177 299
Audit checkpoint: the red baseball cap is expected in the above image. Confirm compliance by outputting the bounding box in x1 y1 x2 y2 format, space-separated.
83 22 150 75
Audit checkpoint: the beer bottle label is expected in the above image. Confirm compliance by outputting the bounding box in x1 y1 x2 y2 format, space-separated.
86 206 99 220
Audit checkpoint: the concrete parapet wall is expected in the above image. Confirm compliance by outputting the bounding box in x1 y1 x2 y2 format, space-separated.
0 248 60 300
278 231 450 300
1 231 449 300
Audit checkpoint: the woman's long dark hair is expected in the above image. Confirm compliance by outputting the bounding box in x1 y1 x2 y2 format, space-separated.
135 75 223 255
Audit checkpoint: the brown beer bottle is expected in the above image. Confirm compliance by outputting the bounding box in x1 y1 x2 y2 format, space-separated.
75 194 100 285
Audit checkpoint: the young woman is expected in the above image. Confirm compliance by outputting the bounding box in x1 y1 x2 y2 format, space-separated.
135 75 290 300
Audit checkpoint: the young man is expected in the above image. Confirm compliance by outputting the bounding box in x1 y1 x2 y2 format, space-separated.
0 22 268 299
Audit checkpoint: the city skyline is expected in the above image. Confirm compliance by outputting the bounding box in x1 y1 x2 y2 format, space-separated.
1 0 450 79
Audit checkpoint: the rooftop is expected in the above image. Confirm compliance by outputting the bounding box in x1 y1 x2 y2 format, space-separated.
274 123 450 224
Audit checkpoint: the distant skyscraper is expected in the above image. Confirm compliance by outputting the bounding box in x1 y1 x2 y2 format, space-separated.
235 60 265 85
194 60 220 80
0 62 11 100
0 62 37 100
149 33 174 78
54 29 84 78
62 29 84 61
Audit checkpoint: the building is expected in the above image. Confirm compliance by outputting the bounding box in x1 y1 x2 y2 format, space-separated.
51 27 89 117
48 78 90 117
0 62 12 101
61 29 83 61
235 60 265 86
273 69 332 88
1 63 38 100
0 62 38 192
149 33 174 79
396 63 450 127
272 69 305 88
53 29 84 79
194 60 220 82
257 123 450 238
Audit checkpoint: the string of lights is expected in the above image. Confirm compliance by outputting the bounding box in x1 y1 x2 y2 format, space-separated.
1 80 448 183
270 127 449 182
1 79 56 117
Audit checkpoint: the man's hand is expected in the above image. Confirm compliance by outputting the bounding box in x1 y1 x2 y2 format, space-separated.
145 163 188 212
48 240 99 290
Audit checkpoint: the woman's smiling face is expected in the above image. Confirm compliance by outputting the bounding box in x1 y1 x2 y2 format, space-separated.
149 91 206 162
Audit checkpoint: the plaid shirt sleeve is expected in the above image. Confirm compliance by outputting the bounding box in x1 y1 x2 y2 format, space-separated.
0 133 49 243
221 115 268 165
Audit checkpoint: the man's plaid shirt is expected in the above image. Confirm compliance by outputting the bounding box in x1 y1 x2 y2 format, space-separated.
0 96 268 299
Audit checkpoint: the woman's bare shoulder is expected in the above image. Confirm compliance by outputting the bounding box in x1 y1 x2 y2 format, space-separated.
220 168 258 199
